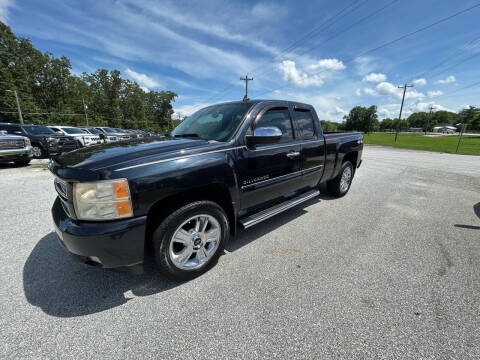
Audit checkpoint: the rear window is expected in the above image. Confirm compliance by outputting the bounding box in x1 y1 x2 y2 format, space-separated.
294 109 316 139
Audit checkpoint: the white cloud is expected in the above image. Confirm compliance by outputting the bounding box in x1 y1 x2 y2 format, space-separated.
412 78 427 86
278 59 345 88
125 68 160 90
251 2 288 21
307 59 346 72
0 0 14 23
365 81 425 100
435 75 456 84
363 72 387 83
408 102 452 113
355 88 362 96
427 90 443 98
279 60 324 87
363 87 377 96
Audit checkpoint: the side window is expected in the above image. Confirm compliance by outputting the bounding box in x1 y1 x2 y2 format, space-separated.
294 109 316 139
255 108 294 143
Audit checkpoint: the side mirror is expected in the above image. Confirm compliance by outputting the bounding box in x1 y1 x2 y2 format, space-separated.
99 133 106 140
246 126 282 147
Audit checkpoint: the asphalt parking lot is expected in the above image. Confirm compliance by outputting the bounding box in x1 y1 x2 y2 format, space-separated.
1 146 479 359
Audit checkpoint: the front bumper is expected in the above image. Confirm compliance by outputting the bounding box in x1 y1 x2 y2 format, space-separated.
0 147 33 163
52 197 147 270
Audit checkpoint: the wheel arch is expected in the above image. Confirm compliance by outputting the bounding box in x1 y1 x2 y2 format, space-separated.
145 183 236 252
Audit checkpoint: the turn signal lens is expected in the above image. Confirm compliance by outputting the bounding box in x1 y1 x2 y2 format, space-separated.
114 182 129 199
116 201 132 216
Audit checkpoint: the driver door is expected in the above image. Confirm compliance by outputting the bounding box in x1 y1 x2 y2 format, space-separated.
238 106 303 210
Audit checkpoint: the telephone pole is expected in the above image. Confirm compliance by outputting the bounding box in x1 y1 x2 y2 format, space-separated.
395 83 413 142
240 75 253 101
82 97 89 126
426 105 434 135
6 90 23 124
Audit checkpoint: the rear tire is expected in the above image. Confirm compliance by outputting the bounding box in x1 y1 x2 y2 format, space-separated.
152 200 229 281
327 160 354 197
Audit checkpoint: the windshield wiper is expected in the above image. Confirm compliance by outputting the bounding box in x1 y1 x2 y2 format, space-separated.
173 133 203 139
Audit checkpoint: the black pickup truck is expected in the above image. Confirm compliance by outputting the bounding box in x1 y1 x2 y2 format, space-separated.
50 100 363 279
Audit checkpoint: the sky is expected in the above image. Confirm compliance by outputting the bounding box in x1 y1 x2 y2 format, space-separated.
2 0 480 121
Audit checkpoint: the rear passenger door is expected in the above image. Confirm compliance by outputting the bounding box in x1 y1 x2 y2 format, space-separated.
239 106 303 210
293 106 325 188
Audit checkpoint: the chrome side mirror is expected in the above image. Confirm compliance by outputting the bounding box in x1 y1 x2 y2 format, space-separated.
246 126 282 147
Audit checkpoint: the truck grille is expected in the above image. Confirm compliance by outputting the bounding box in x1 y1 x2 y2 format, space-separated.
0 139 25 149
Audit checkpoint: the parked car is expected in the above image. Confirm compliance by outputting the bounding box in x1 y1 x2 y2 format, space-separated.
48 126 102 147
114 128 137 139
94 127 130 142
0 123 78 158
0 130 33 166
50 100 363 280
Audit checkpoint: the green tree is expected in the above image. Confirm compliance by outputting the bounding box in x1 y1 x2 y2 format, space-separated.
320 120 339 132
343 106 378 133
0 21 177 132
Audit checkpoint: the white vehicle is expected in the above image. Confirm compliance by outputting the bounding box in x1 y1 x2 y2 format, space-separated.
48 126 102 147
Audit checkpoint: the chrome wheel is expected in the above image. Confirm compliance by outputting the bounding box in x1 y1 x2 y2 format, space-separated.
169 214 221 270
340 166 352 193
32 146 42 158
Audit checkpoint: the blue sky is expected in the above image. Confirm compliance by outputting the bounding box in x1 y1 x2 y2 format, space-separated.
2 0 480 121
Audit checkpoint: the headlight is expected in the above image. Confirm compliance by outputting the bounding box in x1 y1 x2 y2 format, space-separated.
73 179 133 221
25 138 31 146
48 137 59 143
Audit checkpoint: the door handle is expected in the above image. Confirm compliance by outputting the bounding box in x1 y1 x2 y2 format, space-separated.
286 151 300 159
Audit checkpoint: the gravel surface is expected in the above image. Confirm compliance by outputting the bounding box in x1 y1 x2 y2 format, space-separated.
1 146 479 359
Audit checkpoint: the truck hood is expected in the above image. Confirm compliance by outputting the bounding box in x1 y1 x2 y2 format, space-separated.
53 136 210 172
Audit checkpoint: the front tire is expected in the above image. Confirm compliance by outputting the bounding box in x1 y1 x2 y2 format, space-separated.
31 145 45 159
152 201 229 280
327 160 354 197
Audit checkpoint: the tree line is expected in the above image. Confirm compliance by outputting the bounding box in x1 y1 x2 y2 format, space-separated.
0 22 177 132
322 105 479 133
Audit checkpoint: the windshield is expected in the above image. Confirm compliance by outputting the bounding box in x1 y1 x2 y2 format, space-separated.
85 128 102 134
103 127 117 134
171 103 252 142
23 125 55 135
62 127 87 135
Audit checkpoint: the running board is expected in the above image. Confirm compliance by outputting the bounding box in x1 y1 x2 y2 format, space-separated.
239 189 319 229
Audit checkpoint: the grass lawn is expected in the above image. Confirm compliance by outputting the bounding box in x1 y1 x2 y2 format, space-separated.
364 133 480 155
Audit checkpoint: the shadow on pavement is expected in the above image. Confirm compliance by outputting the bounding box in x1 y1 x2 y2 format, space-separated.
23 232 181 318
454 224 480 230
453 203 480 231
23 194 326 317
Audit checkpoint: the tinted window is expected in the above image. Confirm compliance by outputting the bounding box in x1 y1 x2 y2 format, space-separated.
294 109 315 139
62 127 87 134
23 125 55 135
255 108 294 143
86 128 102 134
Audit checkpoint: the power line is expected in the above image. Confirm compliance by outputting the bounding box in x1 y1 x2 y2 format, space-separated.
252 2 480 98
201 0 367 104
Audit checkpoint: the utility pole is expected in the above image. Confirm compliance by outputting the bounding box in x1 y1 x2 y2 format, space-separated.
395 83 413 142
6 90 23 124
426 105 434 135
82 97 89 126
240 75 253 101
456 114 468 153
